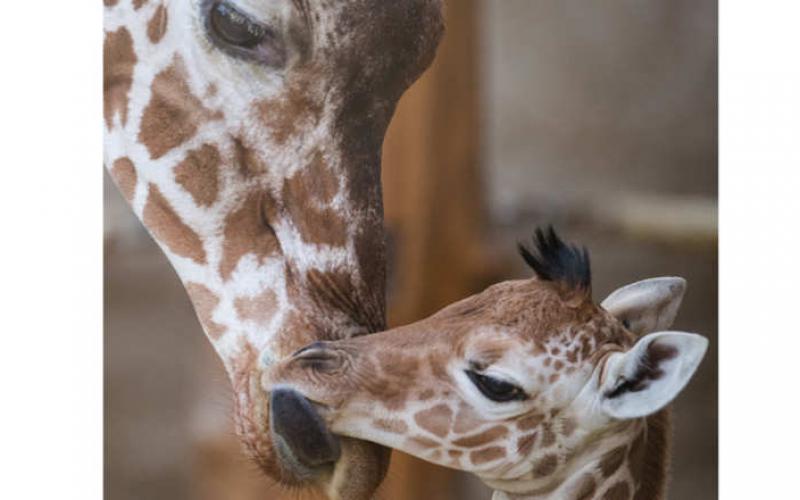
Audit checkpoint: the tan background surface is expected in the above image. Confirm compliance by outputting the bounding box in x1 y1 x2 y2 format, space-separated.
105 1 716 498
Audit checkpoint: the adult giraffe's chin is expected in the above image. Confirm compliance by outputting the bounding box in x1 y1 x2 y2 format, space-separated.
104 0 443 498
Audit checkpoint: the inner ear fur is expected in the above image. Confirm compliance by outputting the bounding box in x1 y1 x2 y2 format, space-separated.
600 331 708 420
601 277 686 335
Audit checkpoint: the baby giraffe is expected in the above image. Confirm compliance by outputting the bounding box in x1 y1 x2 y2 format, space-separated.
268 227 708 499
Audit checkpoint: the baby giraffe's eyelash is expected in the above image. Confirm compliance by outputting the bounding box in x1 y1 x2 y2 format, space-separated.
465 364 528 403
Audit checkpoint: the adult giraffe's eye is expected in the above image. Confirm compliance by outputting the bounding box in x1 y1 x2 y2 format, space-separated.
465 370 527 403
210 2 266 47
204 1 286 66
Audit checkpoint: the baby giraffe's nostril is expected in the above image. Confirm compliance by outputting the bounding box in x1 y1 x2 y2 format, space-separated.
291 341 344 371
292 341 329 357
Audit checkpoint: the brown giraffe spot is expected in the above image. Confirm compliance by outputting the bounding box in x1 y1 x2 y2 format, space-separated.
628 431 646 487
544 358 552 367
600 445 628 478
517 413 545 431
567 347 579 363
373 418 408 434
574 474 597 500
138 56 220 159
470 446 505 465
185 283 225 340
406 436 439 451
232 136 267 177
561 417 577 437
414 404 452 438
428 355 451 382
257 85 323 145
581 340 592 359
133 0 148 9
103 27 136 129
554 360 564 370
452 403 482 434
174 144 220 207
103 0 119 7
602 481 631 500
234 289 278 326
533 454 558 477
110 157 137 202
452 425 508 448
447 449 463 460
548 373 560 384
378 352 420 379
418 389 436 401
282 178 347 247
147 3 168 44
378 390 407 412
283 151 339 205
142 184 206 264
552 347 561 355
541 423 556 447
219 191 281 280
516 433 537 456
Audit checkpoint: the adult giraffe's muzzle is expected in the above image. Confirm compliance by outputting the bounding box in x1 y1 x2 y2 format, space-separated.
270 387 341 471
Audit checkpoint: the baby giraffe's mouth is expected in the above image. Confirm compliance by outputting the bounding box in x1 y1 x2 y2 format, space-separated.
269 387 341 480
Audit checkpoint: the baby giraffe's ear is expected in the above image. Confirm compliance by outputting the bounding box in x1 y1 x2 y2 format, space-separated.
599 331 708 419
600 277 686 335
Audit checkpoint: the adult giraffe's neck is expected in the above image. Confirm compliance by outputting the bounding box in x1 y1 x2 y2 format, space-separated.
104 0 390 375
491 410 671 500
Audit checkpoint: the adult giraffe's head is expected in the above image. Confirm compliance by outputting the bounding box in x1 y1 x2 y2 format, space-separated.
271 228 708 499
104 0 443 498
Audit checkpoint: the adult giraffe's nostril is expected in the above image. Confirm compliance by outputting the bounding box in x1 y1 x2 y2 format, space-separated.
270 387 341 468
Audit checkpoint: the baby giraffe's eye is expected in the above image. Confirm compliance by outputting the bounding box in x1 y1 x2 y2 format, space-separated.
465 369 527 403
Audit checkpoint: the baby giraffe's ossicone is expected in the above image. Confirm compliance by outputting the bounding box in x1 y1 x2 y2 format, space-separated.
269 227 708 500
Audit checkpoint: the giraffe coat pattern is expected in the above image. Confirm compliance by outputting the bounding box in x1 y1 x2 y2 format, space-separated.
104 0 443 497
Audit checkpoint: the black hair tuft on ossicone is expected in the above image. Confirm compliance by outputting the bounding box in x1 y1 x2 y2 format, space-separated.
517 226 591 292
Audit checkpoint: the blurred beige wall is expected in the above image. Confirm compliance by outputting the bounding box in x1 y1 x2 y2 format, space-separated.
481 0 716 215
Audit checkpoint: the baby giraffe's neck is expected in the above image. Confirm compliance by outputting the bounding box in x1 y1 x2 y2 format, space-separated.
491 410 670 500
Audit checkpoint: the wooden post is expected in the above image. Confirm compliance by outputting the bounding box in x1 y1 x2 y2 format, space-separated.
383 0 484 326
380 1 485 498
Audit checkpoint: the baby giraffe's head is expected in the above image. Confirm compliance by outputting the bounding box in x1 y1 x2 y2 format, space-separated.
269 228 707 498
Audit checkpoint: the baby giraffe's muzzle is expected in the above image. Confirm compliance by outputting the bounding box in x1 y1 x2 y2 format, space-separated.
270 387 341 470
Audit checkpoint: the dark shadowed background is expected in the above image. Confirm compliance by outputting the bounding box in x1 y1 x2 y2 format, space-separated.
105 1 716 498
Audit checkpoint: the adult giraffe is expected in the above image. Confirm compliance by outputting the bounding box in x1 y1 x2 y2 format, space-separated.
271 228 709 499
103 0 443 498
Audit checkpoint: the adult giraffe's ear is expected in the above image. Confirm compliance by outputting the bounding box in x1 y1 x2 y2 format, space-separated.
599 331 708 419
601 277 686 335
